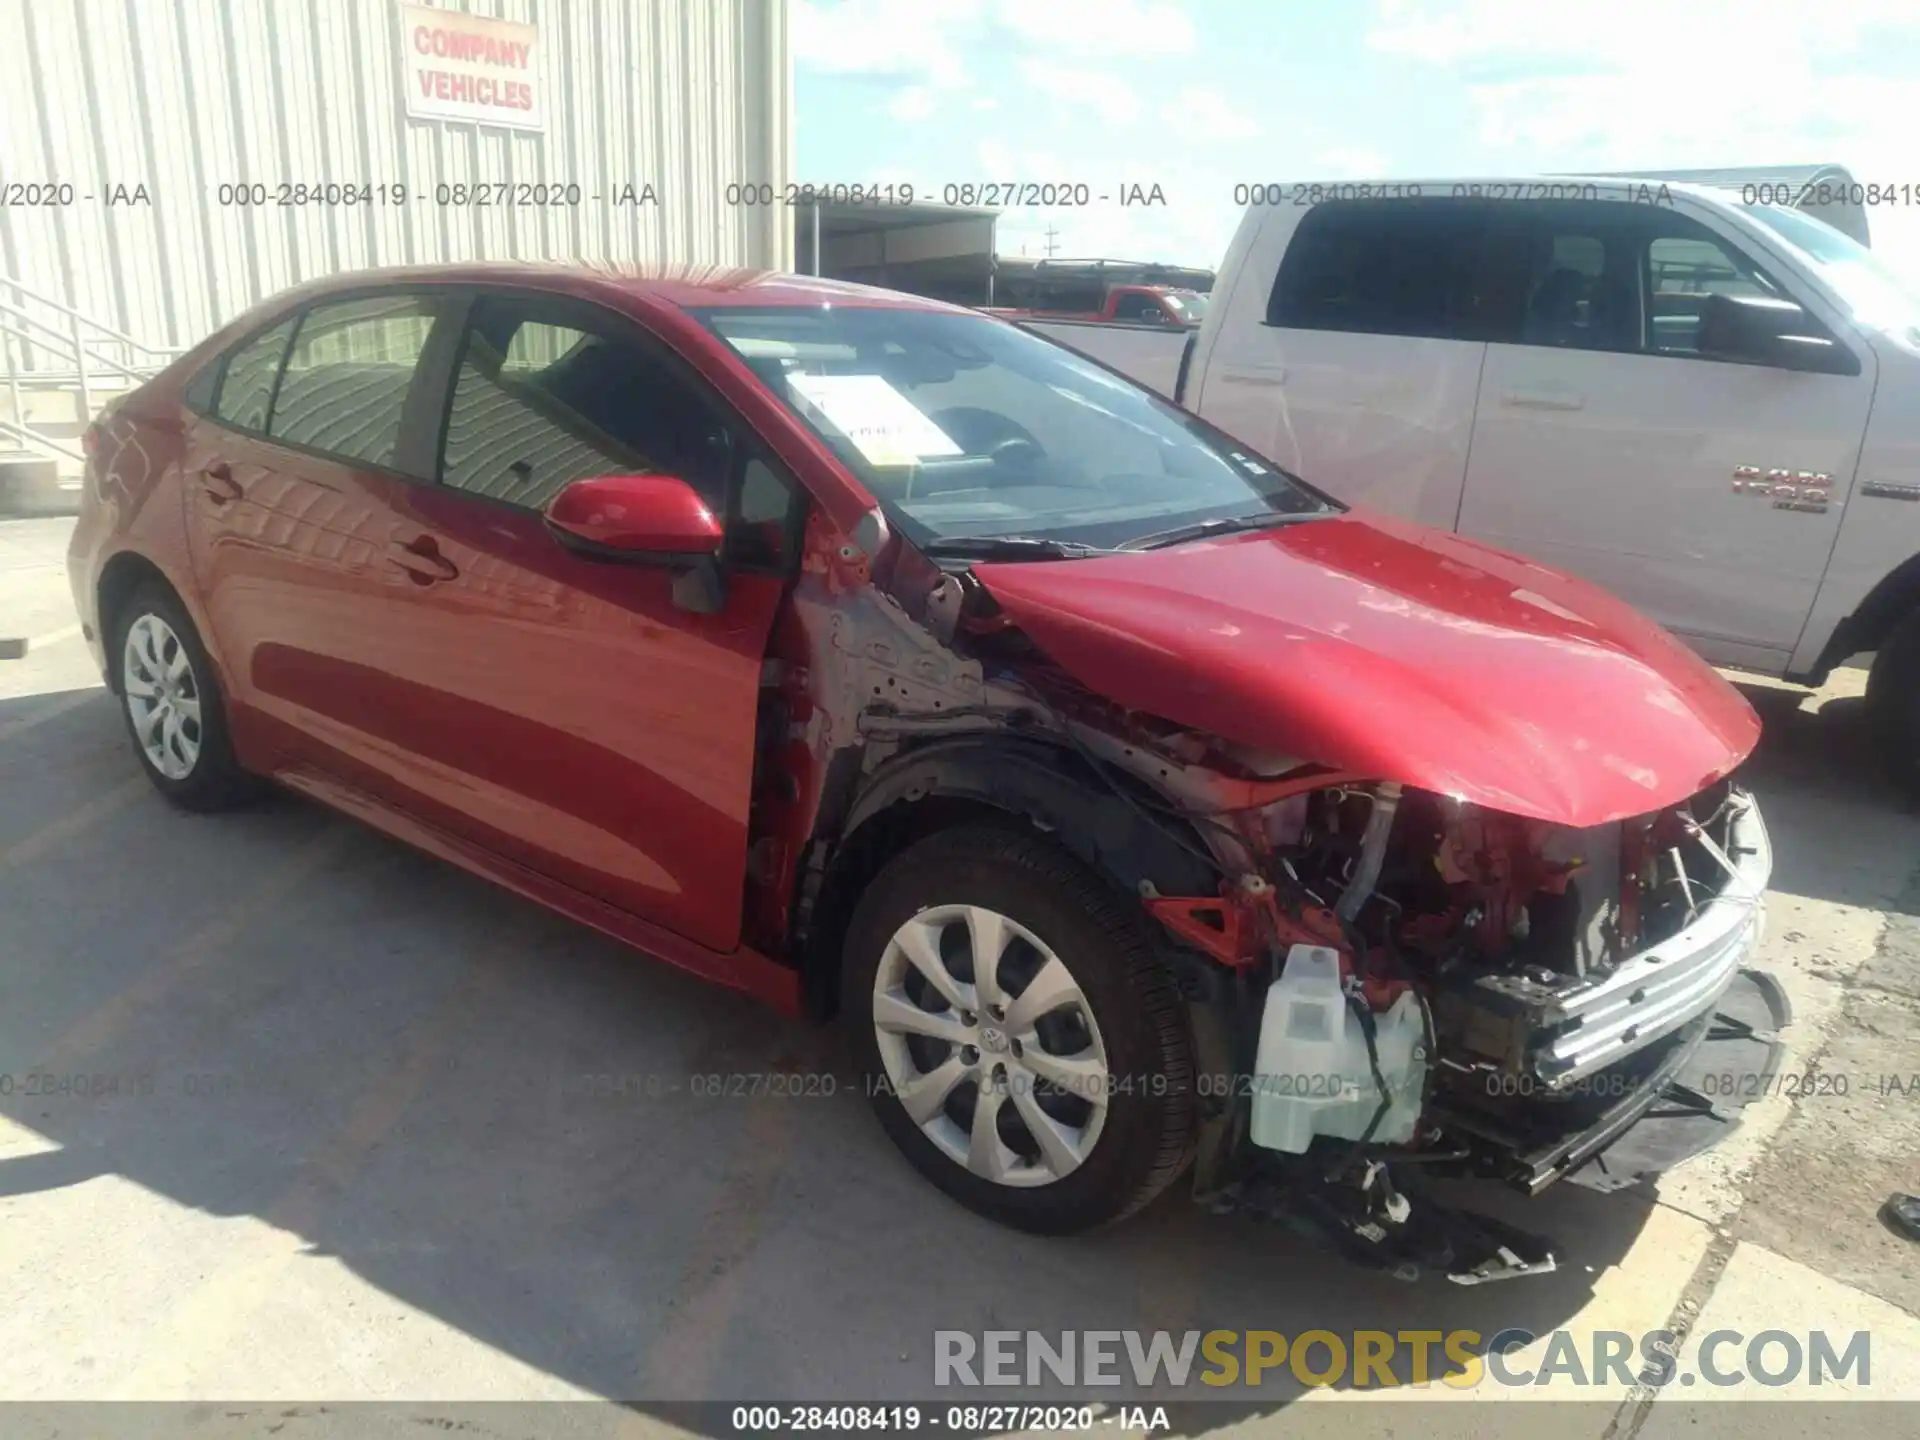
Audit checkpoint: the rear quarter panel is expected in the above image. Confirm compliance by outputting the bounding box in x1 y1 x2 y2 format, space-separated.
67 392 211 690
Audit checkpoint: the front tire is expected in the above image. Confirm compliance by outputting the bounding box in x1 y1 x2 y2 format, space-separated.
842 824 1196 1234
110 582 260 811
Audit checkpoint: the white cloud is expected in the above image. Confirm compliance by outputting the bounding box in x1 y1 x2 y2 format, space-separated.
793 0 978 86
1366 0 1920 179
888 86 937 121
1160 86 1260 142
1314 146 1388 178
1018 60 1142 125
993 0 1197 56
794 0 1198 84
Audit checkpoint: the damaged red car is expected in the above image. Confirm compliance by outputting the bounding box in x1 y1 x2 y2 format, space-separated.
68 266 1779 1283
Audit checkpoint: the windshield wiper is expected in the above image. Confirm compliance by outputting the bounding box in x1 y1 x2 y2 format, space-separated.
919 535 1118 561
1120 511 1322 551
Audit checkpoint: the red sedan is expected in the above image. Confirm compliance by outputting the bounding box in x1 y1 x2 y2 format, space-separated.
68 264 1770 1279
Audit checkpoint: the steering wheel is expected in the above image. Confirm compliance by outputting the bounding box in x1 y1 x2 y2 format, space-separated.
988 434 1043 467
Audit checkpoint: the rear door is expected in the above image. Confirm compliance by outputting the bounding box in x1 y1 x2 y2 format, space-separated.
1194 197 1501 530
1454 198 1876 666
183 292 451 774
363 291 803 951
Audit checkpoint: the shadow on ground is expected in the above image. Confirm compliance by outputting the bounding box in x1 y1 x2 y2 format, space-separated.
0 676 1910 1431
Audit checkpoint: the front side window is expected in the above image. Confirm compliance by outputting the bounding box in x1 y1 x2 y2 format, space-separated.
1644 221 1780 357
698 305 1333 551
439 300 733 513
1517 218 1640 352
213 318 297 432
1112 291 1161 322
1267 198 1489 340
269 295 439 470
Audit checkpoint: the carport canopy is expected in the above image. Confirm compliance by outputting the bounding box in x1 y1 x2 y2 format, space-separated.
795 198 999 305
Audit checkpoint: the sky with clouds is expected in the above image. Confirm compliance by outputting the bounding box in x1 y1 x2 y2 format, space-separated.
793 0 1920 278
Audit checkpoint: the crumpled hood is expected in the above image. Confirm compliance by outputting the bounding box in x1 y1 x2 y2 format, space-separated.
973 511 1760 826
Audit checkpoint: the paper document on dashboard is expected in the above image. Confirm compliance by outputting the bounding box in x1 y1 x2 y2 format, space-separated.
785 373 963 467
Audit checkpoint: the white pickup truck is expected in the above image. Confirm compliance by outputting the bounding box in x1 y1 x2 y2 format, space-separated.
1021 178 1920 783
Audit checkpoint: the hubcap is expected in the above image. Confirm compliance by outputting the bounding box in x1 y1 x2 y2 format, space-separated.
122 613 202 780
872 904 1110 1187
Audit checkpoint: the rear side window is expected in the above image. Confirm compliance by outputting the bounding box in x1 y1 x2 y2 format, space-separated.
269 295 439 470
213 318 296 431
1267 199 1491 341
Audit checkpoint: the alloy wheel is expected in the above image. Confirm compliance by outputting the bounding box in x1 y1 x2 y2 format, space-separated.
871 903 1110 1187
122 612 202 780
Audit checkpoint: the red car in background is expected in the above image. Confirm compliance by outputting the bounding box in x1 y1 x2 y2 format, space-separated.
68 264 1773 1281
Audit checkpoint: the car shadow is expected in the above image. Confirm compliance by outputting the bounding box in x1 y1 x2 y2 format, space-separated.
1728 674 1920 918
0 677 1907 1431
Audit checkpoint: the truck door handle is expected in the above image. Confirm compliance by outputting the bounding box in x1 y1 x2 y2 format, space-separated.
1214 365 1288 386
387 535 459 584
201 462 244 504
1501 388 1586 411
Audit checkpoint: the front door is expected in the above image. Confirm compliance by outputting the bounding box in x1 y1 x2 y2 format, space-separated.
1454 199 1877 667
363 294 802 953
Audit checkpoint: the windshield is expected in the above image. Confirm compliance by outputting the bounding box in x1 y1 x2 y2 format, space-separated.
1162 290 1209 323
1743 203 1920 338
696 306 1333 550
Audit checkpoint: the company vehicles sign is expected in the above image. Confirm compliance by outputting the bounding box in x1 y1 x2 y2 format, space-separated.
400 4 544 132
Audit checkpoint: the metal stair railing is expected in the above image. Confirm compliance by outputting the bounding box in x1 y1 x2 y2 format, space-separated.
0 274 185 461
0 415 84 465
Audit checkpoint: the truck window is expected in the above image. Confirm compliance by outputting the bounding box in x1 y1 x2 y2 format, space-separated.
1518 218 1639 352
1643 221 1779 357
1266 198 1491 341
1112 291 1162 322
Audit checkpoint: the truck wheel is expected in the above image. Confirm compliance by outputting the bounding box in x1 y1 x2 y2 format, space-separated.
842 824 1196 1234
1868 607 1920 797
110 582 261 812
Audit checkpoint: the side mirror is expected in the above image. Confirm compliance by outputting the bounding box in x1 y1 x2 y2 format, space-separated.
544 473 722 558
543 473 727 613
1696 293 1859 376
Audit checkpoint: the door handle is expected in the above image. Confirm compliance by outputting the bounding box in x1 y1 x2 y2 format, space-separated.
1501 388 1586 411
201 462 244 504
387 536 459 584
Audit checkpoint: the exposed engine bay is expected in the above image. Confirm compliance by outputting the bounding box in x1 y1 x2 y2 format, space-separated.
1087 725 1774 1284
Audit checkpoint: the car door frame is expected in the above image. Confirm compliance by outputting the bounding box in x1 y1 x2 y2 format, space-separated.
1453 190 1877 669
179 284 472 775
342 281 809 952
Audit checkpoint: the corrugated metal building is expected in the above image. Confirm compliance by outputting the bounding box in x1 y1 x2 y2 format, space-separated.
0 0 793 359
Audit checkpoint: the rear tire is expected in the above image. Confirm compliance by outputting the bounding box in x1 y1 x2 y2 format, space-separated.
842 824 1196 1235
1868 608 1920 799
109 582 261 812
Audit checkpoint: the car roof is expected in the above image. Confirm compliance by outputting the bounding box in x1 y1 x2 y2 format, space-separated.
255 261 967 314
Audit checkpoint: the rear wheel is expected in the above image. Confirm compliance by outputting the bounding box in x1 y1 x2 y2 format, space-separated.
1867 607 1920 797
110 583 260 811
842 825 1196 1234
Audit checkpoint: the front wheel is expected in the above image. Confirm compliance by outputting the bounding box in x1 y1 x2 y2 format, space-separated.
842 825 1196 1234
